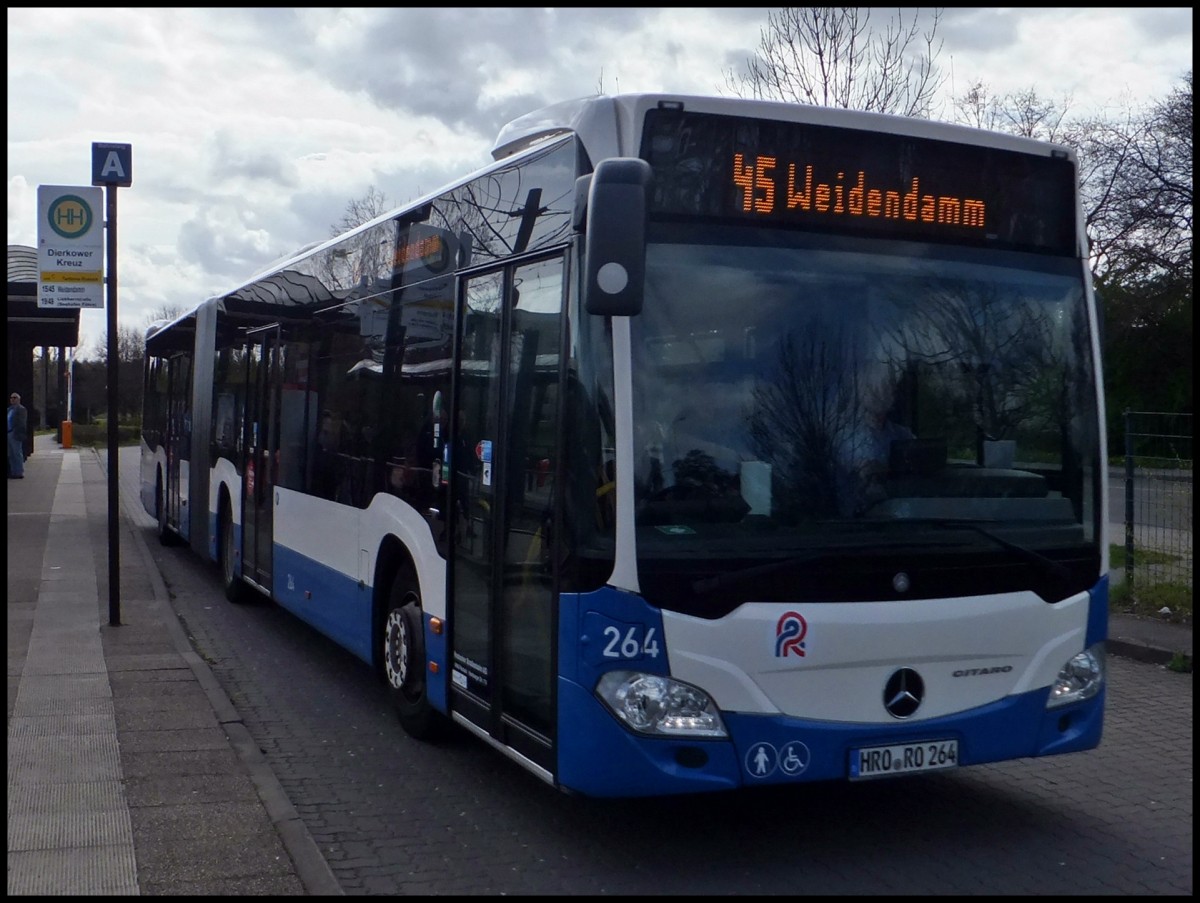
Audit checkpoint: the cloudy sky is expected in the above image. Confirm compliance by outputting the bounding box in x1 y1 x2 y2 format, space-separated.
7 7 1193 358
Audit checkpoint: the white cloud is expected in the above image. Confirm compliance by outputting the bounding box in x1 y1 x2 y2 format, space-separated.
6 7 1192 357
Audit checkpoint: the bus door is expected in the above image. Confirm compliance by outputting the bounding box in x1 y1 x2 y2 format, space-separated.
241 324 282 593
451 257 564 773
163 352 192 536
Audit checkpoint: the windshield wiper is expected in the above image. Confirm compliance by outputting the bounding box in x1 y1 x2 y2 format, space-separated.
692 550 826 596
690 541 942 596
922 519 1072 585
689 522 1072 597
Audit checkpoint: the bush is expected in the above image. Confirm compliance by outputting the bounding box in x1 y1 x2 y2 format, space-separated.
1109 577 1193 625
1108 544 1192 625
70 424 141 447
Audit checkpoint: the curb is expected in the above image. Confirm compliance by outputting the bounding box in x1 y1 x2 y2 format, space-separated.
106 447 344 896
1107 638 1190 669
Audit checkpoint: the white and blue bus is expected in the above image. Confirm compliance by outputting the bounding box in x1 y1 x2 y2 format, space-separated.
142 93 1108 797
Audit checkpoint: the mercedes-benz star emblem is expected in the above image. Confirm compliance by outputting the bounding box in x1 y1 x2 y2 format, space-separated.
883 668 925 718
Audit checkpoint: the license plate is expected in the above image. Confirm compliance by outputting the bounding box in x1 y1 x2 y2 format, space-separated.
849 739 958 780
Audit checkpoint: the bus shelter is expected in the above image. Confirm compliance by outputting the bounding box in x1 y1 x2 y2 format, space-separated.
7 244 79 452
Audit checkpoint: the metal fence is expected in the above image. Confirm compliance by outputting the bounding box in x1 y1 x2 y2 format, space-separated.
1121 410 1193 592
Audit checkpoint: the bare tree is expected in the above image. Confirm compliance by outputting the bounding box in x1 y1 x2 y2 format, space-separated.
79 323 147 422
1000 87 1072 142
1083 73 1192 425
952 81 1074 143
143 304 188 326
330 184 392 237
724 7 947 117
952 80 1004 132
747 327 865 518
89 323 144 365
965 73 1193 433
1082 72 1192 285
595 67 618 95
323 185 396 292
951 73 1192 286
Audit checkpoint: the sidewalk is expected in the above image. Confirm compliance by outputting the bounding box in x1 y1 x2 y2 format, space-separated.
7 433 341 895
6 436 1191 895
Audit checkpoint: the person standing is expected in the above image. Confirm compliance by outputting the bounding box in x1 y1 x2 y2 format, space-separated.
8 392 29 479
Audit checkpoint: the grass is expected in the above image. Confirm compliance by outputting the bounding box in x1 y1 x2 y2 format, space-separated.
1110 578 1193 622
65 423 142 448
1108 543 1193 672
34 422 142 448
1166 651 1193 674
1109 544 1178 569
1109 544 1193 626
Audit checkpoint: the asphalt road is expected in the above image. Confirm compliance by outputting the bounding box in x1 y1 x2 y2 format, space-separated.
129 451 1193 895
1110 469 1192 535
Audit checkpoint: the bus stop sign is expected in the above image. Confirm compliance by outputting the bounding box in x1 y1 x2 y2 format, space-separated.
92 142 132 187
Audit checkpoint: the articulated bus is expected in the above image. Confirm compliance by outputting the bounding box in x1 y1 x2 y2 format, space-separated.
142 93 1108 797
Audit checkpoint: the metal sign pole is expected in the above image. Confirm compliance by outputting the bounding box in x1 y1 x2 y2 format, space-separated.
105 182 121 626
92 141 132 627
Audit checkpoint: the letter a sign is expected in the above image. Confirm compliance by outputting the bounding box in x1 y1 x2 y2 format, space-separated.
92 142 133 187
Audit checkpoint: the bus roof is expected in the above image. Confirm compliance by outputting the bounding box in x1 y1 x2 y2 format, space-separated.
491 93 1076 165
148 92 1078 342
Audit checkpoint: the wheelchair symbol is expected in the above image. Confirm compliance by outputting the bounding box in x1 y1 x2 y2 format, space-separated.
779 741 810 776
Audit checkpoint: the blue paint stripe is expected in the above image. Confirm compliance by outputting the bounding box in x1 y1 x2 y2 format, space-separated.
272 545 374 665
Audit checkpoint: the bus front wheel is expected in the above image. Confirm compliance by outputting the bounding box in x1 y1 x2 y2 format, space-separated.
383 573 440 740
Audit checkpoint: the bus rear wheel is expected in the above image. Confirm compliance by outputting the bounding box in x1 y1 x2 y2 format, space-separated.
383 573 440 740
219 501 247 604
156 472 176 546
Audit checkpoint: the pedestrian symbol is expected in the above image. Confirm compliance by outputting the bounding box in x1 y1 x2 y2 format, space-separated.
745 741 778 778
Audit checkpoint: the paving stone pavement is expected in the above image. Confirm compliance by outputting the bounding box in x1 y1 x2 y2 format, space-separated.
7 434 341 895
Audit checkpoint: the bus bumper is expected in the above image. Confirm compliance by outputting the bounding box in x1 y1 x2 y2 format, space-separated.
555 679 1104 798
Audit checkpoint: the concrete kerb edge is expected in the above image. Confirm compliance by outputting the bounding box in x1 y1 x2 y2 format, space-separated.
1107 639 1188 668
1108 568 1192 667
99 448 344 896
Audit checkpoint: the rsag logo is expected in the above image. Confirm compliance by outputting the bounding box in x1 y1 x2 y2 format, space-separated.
775 611 807 657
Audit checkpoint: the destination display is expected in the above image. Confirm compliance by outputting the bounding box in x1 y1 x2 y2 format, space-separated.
640 108 1078 255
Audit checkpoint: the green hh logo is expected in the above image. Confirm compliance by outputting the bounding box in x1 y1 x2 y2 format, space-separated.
47 195 94 240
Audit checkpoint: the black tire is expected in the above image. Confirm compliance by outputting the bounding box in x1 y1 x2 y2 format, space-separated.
383 570 441 739
155 473 176 546
218 499 247 604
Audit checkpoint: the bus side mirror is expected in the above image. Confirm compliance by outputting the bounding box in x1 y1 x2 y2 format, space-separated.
577 158 651 317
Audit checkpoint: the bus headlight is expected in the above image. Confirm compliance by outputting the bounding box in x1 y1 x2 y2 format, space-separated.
1045 644 1106 709
595 670 727 738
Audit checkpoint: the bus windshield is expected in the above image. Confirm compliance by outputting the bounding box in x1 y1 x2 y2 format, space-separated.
629 225 1101 610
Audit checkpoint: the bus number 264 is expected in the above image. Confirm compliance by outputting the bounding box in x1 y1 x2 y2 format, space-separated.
602 625 661 660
